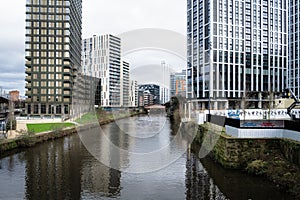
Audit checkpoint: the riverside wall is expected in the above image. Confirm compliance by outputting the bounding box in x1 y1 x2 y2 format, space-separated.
0 112 143 154
195 123 300 169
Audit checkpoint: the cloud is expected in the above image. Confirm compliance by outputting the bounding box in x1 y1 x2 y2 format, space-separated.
0 2 25 93
0 1 186 95
82 0 186 37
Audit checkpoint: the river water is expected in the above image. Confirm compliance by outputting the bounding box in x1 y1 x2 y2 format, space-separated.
0 114 292 199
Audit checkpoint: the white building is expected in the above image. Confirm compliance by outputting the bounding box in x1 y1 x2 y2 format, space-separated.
129 80 138 107
82 34 122 108
121 61 130 107
160 86 170 104
187 0 288 110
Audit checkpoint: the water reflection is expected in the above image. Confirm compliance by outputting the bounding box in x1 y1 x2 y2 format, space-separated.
0 115 294 199
24 136 81 199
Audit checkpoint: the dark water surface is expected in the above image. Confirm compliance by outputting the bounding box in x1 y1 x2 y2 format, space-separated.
0 115 292 199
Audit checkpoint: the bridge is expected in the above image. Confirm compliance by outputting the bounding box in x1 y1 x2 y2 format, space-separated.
144 105 166 114
144 104 166 110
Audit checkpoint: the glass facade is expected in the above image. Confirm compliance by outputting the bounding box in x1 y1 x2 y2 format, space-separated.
25 0 82 116
187 0 288 109
289 0 300 97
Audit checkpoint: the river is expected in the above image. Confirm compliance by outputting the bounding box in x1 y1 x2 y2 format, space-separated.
0 114 292 199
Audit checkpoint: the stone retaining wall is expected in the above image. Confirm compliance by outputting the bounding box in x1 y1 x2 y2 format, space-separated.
195 123 300 169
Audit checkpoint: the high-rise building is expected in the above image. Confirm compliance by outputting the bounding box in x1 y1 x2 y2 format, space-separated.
82 34 122 108
160 87 170 104
289 1 300 97
25 0 82 116
121 61 130 107
187 0 288 109
170 70 186 97
129 80 138 108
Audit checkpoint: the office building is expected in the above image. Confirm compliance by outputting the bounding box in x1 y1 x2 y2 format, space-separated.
82 34 123 108
289 1 300 97
25 0 82 116
170 70 186 97
187 0 288 109
138 84 160 105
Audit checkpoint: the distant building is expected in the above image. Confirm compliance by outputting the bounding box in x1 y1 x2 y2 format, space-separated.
9 90 20 102
129 80 138 107
138 90 144 107
170 70 186 97
82 34 132 108
138 84 160 105
160 86 170 104
121 61 130 107
143 91 154 107
25 0 82 116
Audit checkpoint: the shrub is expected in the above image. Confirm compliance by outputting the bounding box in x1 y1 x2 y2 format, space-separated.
6 119 16 131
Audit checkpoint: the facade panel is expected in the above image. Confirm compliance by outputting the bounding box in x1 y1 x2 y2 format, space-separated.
25 0 82 117
187 0 288 109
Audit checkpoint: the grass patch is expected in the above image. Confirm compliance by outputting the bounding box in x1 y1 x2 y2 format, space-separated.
75 111 140 125
75 113 98 124
27 123 74 134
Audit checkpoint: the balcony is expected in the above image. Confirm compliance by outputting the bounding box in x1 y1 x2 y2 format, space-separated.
25 60 31 66
25 83 31 88
25 91 31 96
25 76 31 81
25 68 32 74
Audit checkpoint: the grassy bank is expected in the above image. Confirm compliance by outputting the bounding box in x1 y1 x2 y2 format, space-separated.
27 123 74 134
0 110 144 154
75 110 142 125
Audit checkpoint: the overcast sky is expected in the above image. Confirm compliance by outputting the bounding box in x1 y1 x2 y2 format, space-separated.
0 1 186 96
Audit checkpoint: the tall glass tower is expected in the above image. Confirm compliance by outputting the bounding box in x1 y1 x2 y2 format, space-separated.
187 0 288 109
25 0 82 117
289 1 300 97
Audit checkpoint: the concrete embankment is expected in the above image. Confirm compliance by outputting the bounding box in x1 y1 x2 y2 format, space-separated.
0 112 143 154
193 123 300 198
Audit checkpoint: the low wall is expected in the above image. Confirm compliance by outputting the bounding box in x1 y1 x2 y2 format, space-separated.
195 125 280 169
0 128 76 153
196 123 300 169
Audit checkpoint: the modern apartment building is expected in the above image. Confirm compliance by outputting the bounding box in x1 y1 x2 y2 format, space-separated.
289 1 300 97
121 61 130 107
170 70 186 97
25 0 82 116
129 80 138 108
138 84 160 105
187 0 288 109
82 34 122 108
160 87 170 104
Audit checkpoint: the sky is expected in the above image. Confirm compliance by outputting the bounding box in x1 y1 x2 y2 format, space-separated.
0 0 186 96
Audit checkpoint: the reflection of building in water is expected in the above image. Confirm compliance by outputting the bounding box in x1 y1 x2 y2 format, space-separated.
24 136 82 199
80 122 131 197
81 158 121 196
185 152 224 200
